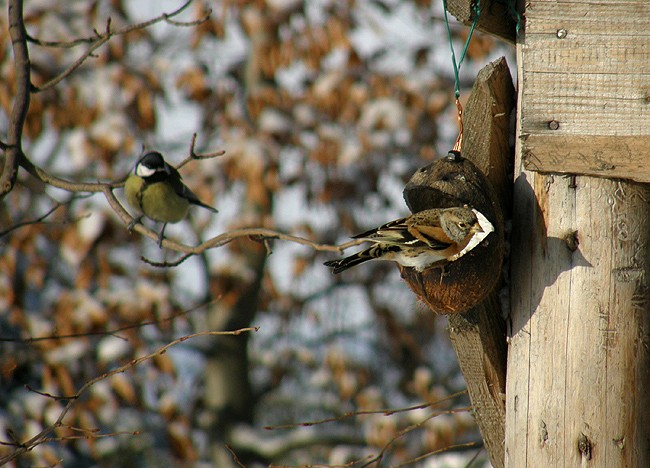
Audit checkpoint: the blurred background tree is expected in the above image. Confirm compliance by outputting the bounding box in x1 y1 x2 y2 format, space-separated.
0 0 512 466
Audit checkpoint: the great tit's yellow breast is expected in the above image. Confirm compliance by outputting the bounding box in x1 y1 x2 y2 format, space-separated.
141 181 189 223
125 175 145 213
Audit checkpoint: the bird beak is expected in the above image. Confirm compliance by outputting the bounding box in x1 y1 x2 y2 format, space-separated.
473 224 484 234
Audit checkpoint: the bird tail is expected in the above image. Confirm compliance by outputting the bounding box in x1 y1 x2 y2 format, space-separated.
192 199 219 213
325 244 397 274
179 183 219 213
324 250 373 274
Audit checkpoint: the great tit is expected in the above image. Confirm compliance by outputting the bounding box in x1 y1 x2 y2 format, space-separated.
124 151 218 247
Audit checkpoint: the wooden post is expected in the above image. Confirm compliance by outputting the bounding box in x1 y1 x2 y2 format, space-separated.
442 0 650 465
507 2 650 465
518 1 650 183
507 147 650 467
447 57 514 468
445 0 517 44
403 57 514 468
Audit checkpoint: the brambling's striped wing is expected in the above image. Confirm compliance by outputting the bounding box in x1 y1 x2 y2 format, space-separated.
352 216 453 251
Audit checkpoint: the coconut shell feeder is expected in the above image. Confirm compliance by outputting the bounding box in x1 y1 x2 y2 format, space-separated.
399 150 505 314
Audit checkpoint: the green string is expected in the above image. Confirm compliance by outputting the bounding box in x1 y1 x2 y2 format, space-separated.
442 0 482 99
507 0 523 36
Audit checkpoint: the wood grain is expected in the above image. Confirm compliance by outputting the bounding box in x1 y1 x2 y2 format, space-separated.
403 57 514 468
519 0 650 182
508 38 650 464
507 168 650 467
445 0 517 43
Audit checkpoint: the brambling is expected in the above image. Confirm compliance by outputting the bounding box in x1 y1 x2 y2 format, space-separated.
324 206 493 274
125 151 218 247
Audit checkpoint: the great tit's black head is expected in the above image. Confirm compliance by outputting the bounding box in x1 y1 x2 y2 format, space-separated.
135 151 169 178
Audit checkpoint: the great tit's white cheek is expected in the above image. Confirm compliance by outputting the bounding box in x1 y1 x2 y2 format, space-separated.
136 165 156 178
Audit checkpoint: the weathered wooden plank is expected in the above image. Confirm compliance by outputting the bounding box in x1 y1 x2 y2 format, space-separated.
403 57 513 468
448 301 507 468
519 0 650 182
507 165 650 466
445 0 517 43
526 2 650 35
523 39 650 74
522 97 650 136
522 135 650 181
509 21 650 465
449 57 513 468
522 73 650 104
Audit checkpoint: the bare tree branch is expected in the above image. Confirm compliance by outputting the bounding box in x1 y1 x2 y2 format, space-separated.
32 1 211 92
176 133 226 170
264 391 470 430
18 155 112 191
25 0 207 47
99 172 364 259
0 3 347 264
6 139 352 260
136 227 364 267
26 25 106 47
0 298 219 343
0 0 30 199
33 18 113 92
0 327 258 464
0 199 67 237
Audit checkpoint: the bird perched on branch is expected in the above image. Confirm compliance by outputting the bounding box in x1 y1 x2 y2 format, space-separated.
324 206 492 274
124 151 218 247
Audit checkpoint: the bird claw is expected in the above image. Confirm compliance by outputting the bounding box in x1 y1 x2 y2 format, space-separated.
157 223 167 249
127 216 142 232
438 264 449 285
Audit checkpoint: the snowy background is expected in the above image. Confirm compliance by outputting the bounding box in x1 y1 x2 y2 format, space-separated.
0 0 514 466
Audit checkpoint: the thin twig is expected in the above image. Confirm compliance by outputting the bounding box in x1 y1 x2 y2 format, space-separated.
32 1 210 92
24 385 78 401
26 0 208 47
394 442 480 467
176 132 226 170
39 430 140 442
33 20 112 92
163 10 212 28
360 408 470 468
141 253 194 267
225 444 246 468
0 327 258 464
264 391 470 430
0 200 67 237
26 28 103 47
0 298 218 343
